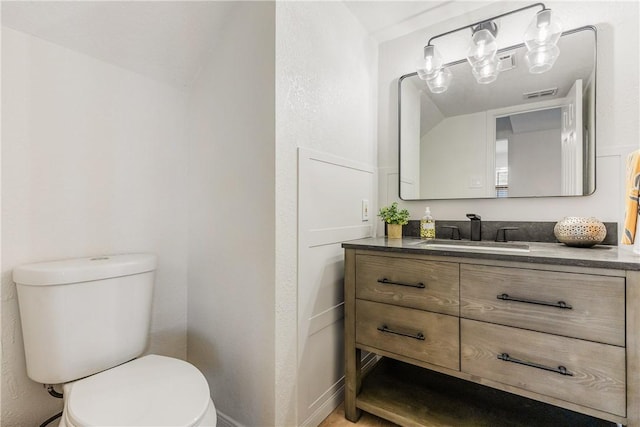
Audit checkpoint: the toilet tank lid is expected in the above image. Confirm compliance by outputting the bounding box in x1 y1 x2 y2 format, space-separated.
13 254 157 286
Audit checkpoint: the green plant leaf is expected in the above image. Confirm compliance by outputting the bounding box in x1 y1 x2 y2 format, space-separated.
377 202 410 225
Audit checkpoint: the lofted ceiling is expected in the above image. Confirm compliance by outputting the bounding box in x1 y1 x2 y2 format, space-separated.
1 1 492 89
1 1 237 89
343 1 494 42
344 1 451 40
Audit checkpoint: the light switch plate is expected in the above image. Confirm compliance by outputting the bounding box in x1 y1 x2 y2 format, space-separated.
468 175 483 188
361 199 369 221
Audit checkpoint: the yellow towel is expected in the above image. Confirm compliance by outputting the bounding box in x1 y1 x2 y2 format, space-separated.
623 149 640 244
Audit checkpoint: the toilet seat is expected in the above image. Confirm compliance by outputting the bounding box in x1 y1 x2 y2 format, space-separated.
62 354 211 427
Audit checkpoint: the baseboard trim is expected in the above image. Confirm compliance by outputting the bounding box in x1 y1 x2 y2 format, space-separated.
215 410 245 427
300 352 378 427
216 353 379 427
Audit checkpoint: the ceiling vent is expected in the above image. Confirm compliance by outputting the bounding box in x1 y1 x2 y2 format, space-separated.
523 87 558 99
497 53 516 72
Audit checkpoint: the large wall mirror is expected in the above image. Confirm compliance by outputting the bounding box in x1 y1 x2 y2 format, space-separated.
399 26 596 200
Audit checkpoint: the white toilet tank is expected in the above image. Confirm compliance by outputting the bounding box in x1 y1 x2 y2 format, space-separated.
14 254 157 384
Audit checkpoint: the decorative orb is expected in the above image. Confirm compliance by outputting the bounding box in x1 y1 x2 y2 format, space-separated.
553 217 607 248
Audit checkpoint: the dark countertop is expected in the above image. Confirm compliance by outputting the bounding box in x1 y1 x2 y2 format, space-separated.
342 237 640 271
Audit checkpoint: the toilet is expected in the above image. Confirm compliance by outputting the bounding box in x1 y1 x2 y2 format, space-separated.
14 254 217 427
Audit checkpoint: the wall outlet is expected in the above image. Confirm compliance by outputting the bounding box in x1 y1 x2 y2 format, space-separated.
361 199 369 221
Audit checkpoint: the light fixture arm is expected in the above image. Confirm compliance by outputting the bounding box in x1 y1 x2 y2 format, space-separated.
426 2 547 46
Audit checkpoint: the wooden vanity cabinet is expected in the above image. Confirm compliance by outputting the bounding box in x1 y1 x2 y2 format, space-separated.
344 247 640 427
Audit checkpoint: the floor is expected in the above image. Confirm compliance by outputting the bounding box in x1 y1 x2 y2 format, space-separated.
319 400 617 427
318 402 397 427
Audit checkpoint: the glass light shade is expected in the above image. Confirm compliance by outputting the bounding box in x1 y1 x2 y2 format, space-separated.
466 28 498 68
416 45 443 80
524 9 562 50
525 44 560 73
471 57 500 84
426 67 452 93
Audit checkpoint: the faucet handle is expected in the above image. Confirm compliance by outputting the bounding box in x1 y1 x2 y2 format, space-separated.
496 227 519 242
441 225 461 240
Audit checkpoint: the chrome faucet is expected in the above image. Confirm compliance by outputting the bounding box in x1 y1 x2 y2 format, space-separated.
466 213 481 241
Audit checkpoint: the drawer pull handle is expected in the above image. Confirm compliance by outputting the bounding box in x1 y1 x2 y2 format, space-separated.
377 324 425 341
378 278 425 289
496 293 572 310
497 353 573 376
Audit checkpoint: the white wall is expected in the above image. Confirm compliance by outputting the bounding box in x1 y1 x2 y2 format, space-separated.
275 2 377 425
509 128 562 197
297 149 374 426
1 27 188 427
400 81 421 198
1 3 376 426
186 3 276 427
378 1 640 235
420 112 487 199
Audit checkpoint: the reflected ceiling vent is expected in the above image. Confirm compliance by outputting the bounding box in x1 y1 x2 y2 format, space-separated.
523 87 558 99
497 53 516 72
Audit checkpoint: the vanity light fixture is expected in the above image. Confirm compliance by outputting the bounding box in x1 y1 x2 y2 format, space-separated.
416 45 443 80
416 3 562 93
425 67 453 93
523 8 563 73
466 22 500 84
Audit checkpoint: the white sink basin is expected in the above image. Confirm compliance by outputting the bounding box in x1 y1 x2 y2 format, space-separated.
413 239 530 253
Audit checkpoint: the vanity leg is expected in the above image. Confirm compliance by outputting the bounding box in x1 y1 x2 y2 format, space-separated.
344 249 361 422
345 348 361 422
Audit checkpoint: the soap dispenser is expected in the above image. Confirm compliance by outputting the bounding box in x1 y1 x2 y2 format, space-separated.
420 207 436 239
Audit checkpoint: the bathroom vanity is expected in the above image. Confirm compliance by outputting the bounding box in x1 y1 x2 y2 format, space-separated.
343 238 640 426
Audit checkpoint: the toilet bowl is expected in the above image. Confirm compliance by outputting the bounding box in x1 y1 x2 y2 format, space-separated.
58 355 217 427
13 254 217 427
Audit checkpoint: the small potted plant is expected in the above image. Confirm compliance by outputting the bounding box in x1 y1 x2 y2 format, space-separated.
378 202 410 239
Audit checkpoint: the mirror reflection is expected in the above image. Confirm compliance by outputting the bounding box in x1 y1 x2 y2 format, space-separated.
399 27 596 200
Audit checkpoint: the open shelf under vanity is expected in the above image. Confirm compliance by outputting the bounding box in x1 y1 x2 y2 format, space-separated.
358 357 615 427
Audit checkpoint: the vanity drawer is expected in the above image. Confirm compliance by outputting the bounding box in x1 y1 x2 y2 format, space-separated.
356 299 459 370
356 254 459 316
461 319 626 417
460 264 625 346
